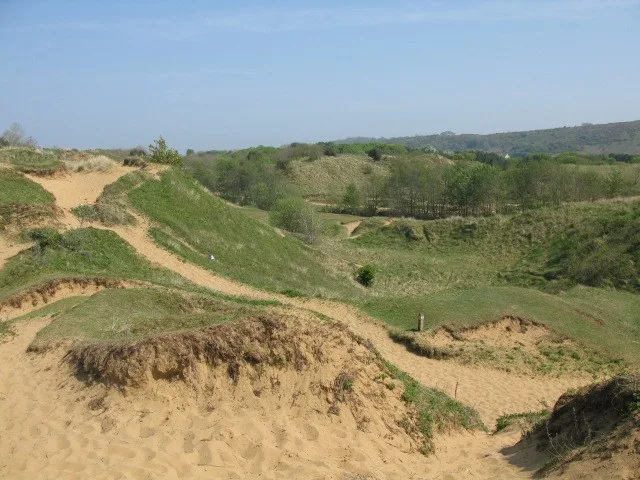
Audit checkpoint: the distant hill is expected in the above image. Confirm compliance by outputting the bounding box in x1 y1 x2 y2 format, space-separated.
337 120 640 156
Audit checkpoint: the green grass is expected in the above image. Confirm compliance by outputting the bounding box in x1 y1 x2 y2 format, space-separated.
0 169 55 206
0 227 198 300
32 288 256 343
361 285 640 365
129 168 358 298
383 360 484 453
0 148 63 172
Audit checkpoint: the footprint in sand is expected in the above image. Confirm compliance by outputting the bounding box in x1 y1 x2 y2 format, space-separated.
196 442 212 465
301 423 320 441
183 431 195 453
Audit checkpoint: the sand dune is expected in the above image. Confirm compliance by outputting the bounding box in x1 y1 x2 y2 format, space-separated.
0 166 604 479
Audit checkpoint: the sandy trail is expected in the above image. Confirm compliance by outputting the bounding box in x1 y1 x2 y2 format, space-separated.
1 168 596 478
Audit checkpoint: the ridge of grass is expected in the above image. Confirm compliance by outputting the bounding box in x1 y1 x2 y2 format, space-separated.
361 286 640 365
0 148 63 172
0 227 198 300
31 287 259 344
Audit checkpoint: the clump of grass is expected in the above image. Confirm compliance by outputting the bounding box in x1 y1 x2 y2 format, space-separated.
382 360 484 453
355 264 376 287
495 409 550 433
71 203 135 226
280 288 305 297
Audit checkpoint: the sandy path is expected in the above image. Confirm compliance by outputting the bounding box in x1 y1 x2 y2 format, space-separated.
25 165 134 228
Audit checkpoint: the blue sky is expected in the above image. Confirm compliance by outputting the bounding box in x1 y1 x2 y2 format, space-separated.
1 0 639 151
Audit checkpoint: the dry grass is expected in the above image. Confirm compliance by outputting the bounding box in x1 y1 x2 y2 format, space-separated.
63 155 117 173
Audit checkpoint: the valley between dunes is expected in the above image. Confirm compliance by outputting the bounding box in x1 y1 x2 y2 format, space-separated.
0 166 611 479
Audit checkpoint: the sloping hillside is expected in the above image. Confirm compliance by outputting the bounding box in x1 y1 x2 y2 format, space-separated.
338 120 640 156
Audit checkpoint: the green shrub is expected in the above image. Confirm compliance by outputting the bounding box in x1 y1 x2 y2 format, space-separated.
355 264 376 287
148 136 182 165
269 196 320 244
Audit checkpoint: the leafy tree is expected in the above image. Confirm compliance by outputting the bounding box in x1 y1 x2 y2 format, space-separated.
186 148 195 156
341 183 360 214
148 136 183 165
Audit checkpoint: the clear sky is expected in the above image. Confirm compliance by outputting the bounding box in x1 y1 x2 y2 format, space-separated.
1 0 639 151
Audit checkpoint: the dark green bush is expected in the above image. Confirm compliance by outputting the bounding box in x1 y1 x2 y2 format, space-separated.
355 264 376 287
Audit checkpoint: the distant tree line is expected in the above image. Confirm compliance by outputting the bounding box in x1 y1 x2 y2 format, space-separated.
344 156 640 219
185 141 640 223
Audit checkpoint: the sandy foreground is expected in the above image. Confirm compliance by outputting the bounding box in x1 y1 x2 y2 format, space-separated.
0 165 594 479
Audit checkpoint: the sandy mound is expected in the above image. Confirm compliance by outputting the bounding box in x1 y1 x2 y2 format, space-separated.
503 376 640 479
390 316 620 378
2 316 445 479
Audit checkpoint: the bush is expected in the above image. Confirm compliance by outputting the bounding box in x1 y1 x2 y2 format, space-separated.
148 136 182 166
269 196 320 244
355 264 376 287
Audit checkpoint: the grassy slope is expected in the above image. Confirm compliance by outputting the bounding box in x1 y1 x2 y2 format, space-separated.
0 169 56 230
361 286 640 364
0 228 196 299
128 168 358 298
0 169 55 205
32 288 257 343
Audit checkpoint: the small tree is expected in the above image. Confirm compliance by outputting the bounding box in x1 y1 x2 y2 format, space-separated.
341 183 360 214
186 148 195 156
148 136 182 165
2 122 37 147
